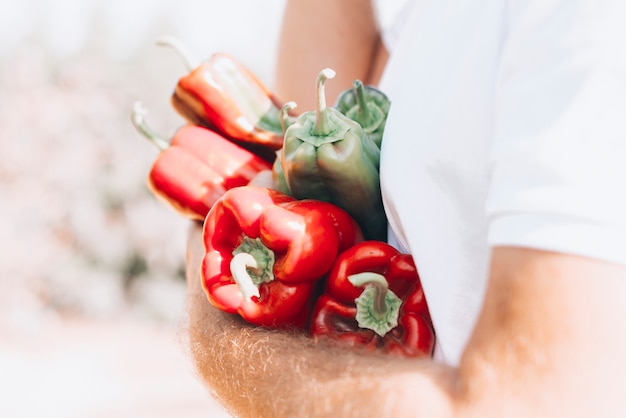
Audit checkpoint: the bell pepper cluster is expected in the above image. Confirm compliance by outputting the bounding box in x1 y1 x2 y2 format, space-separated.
131 37 434 357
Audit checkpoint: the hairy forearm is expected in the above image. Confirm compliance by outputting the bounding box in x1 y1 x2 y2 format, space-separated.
187 302 455 417
185 223 455 418
275 0 388 110
186 220 626 417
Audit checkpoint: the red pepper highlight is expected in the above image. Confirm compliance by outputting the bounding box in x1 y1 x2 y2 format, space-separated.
311 241 435 357
202 186 363 328
131 102 271 221
157 36 284 162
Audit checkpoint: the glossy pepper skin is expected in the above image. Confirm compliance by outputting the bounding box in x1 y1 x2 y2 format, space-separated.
311 241 435 357
131 102 271 221
278 69 387 241
335 80 391 149
202 186 364 328
158 36 284 162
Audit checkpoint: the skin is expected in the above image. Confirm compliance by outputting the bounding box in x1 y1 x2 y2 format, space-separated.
184 1 626 416
187 223 626 417
274 0 388 110
186 223 456 418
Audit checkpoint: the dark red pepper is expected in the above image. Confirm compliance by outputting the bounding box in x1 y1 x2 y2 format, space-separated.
131 102 271 221
311 241 435 357
202 186 363 328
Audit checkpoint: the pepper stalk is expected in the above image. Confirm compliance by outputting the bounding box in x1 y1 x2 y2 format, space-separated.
348 80 376 128
335 79 391 149
155 35 200 71
280 101 297 133
230 236 276 300
348 272 403 337
313 68 336 136
130 101 170 151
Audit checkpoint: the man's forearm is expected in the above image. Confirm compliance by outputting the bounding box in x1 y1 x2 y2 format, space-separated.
187 300 455 417
185 224 456 418
186 222 626 417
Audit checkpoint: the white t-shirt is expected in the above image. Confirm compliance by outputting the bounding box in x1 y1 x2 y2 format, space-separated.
378 0 626 365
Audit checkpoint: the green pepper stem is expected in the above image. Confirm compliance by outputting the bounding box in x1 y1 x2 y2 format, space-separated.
230 253 261 300
348 272 388 319
130 101 170 151
313 68 336 136
280 101 297 133
353 79 371 122
155 35 200 71
349 272 402 337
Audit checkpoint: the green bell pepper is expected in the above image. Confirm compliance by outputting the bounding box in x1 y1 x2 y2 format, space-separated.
335 79 391 149
278 68 386 241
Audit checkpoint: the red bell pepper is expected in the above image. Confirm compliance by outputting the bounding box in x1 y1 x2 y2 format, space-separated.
202 185 363 328
311 241 435 357
131 102 271 221
157 36 284 162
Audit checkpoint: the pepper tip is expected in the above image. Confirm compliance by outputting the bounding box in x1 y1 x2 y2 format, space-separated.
320 68 336 80
283 101 297 112
131 101 147 127
154 35 199 70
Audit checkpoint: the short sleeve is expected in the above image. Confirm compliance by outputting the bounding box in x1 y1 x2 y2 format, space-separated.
486 0 626 265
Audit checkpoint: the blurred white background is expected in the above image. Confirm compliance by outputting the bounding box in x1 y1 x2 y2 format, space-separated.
0 0 405 417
